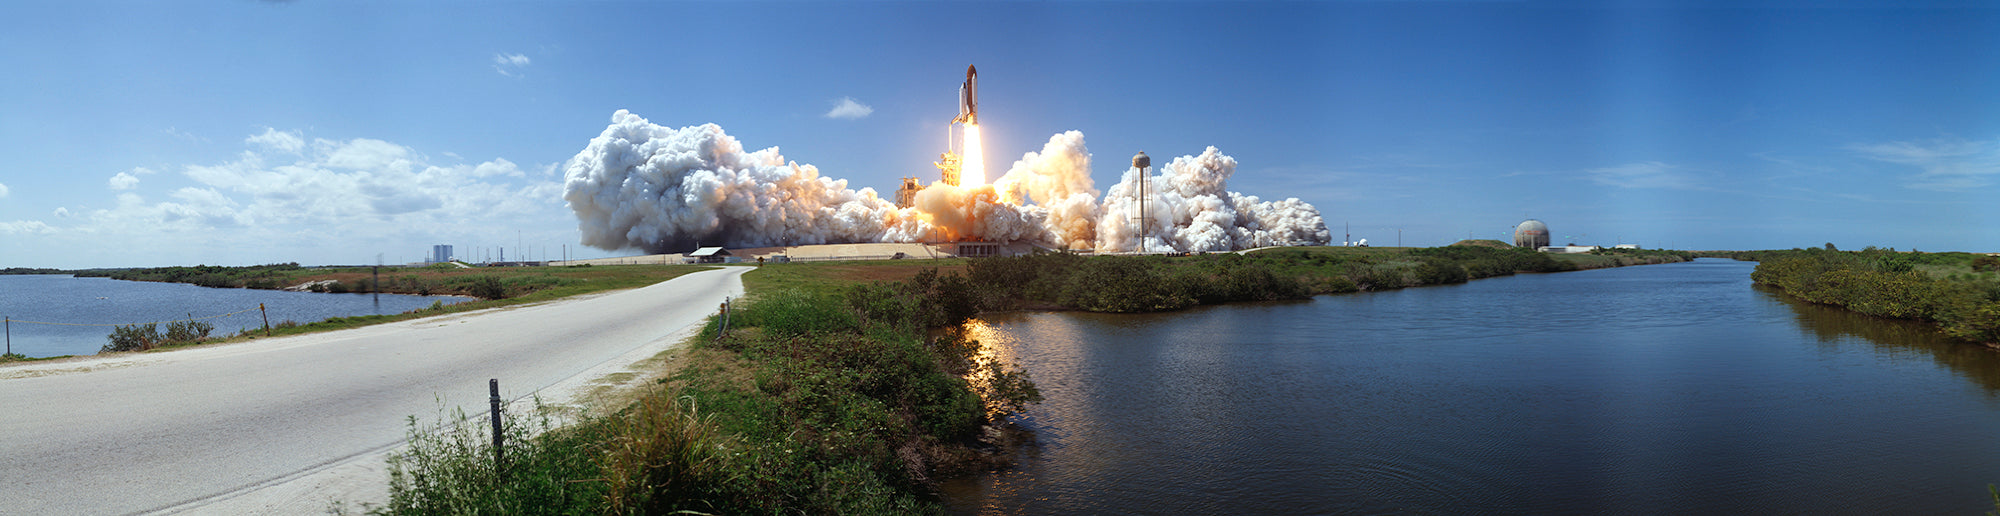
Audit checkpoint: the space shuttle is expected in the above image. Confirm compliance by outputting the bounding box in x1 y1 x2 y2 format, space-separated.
954 65 977 125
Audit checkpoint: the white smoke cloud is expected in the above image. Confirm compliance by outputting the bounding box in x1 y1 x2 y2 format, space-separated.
563 110 1331 253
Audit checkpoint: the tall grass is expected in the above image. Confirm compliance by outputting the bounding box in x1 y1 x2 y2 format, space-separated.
378 392 727 515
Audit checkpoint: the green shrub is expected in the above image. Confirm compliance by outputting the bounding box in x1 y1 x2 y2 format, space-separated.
164 318 214 343
469 276 507 299
102 323 160 353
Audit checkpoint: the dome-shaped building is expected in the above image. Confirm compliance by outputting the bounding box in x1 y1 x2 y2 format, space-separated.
1514 219 1550 249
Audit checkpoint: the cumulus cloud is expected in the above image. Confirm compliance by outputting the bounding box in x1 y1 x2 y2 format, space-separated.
824 97 873 119
109 172 141 190
53 207 70 218
246 128 305 153
0 220 53 235
0 182 8 197
562 110 1330 253
493 53 531 77
1850 137 2000 191
55 126 562 264
1586 161 1694 189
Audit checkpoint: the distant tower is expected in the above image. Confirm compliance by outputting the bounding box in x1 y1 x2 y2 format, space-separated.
1132 151 1151 253
432 244 453 263
1514 220 1550 249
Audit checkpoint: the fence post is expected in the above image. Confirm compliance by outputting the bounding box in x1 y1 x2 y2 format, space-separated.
5 316 10 356
260 304 270 336
489 378 505 478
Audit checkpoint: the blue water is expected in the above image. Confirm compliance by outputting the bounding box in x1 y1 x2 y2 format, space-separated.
942 258 2000 514
0 275 471 357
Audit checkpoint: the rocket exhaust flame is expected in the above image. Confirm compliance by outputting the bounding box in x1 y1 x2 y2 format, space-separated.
962 123 985 187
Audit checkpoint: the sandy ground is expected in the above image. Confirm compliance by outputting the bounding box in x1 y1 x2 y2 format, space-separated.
0 267 747 515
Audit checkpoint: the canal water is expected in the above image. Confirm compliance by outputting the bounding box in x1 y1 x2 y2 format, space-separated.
0 275 471 358
941 258 2000 514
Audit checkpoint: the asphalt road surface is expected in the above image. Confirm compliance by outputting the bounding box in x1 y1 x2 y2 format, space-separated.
0 266 747 515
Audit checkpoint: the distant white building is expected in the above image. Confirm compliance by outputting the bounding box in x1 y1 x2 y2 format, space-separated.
431 244 454 263
1539 245 1601 254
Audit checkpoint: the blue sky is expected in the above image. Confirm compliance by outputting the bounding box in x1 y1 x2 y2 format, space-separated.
2 1 1996 268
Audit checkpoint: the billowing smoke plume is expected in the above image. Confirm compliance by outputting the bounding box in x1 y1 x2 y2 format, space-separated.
562 110 1329 253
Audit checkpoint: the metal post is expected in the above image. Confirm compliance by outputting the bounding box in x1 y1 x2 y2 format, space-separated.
489 379 505 476
260 304 270 336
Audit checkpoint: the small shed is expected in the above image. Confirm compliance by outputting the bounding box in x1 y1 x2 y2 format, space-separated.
689 247 732 264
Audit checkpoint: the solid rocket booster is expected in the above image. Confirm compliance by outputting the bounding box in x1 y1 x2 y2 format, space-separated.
957 64 978 125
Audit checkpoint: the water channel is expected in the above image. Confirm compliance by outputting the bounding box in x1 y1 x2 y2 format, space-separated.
0 275 471 358
941 258 2000 514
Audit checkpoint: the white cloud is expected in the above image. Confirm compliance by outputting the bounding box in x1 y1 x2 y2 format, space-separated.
0 220 53 235
321 138 411 171
1585 161 1695 189
109 172 141 190
824 97 873 119
163 126 205 143
0 182 8 197
246 127 305 153
1849 137 2000 191
53 207 70 218
493 53 531 77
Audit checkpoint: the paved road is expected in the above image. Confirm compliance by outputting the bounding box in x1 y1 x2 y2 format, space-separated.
0 267 747 515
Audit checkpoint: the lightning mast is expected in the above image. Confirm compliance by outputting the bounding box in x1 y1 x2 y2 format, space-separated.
1132 151 1151 254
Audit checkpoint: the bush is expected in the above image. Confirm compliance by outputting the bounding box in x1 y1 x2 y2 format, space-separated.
469 276 508 299
101 318 212 353
103 323 160 353
164 318 214 343
1975 255 2000 273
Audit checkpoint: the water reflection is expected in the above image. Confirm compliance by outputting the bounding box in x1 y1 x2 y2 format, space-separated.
1760 284 2000 397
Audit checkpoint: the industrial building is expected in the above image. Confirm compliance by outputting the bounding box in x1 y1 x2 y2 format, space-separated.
431 244 454 264
688 247 734 264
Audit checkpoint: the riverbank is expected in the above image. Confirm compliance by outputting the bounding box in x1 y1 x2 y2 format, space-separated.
1733 248 2000 346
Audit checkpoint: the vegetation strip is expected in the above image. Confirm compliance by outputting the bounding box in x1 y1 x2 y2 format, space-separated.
1732 247 2000 346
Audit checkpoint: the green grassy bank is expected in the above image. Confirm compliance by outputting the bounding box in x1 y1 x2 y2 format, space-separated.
1733 247 2000 345
371 265 1040 515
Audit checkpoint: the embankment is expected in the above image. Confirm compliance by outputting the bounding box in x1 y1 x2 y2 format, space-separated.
1737 248 2000 346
